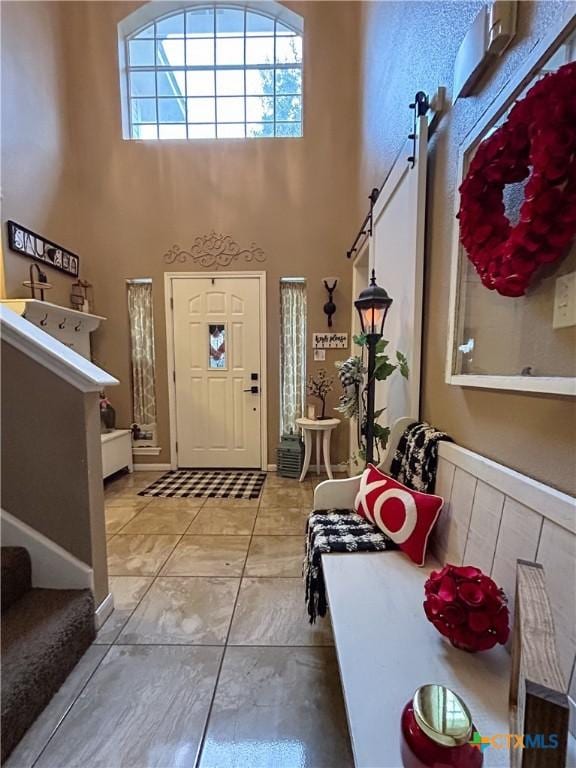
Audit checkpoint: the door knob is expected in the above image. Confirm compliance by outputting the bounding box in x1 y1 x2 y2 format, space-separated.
243 386 259 394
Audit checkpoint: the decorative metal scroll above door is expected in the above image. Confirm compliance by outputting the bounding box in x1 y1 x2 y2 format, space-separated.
163 232 266 270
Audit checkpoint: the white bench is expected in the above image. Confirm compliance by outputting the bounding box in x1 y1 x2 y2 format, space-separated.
101 429 133 479
313 418 576 768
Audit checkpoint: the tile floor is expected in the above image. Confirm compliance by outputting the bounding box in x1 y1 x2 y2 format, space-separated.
8 471 353 768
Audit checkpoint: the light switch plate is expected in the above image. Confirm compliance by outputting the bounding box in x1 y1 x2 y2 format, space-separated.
553 271 576 329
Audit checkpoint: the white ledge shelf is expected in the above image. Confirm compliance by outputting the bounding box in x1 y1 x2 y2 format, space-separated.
1 299 105 331
1 305 118 393
1 299 106 360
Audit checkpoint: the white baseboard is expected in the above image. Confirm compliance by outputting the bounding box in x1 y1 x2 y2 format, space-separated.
135 463 347 474
267 463 348 474
94 591 114 629
1 508 94 591
132 446 162 456
133 463 171 471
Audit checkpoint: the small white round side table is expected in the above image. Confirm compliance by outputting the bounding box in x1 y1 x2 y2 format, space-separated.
296 417 340 482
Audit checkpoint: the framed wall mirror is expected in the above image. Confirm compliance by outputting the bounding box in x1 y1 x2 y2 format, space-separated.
446 10 576 396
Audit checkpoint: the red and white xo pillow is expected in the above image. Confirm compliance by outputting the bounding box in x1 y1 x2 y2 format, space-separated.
354 464 443 567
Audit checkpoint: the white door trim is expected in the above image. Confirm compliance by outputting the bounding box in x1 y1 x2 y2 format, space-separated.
368 115 428 422
349 243 370 472
165 271 268 471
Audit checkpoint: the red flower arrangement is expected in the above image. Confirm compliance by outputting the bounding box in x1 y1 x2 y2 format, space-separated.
423 564 509 652
458 61 576 298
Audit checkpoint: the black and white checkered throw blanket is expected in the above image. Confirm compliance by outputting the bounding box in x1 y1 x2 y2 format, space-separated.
303 422 452 622
389 421 453 494
304 510 395 623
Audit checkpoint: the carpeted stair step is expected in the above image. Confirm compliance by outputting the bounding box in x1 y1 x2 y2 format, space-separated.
1 547 32 613
1 587 95 763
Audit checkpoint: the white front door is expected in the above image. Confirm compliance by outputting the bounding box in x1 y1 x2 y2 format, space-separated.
171 275 263 468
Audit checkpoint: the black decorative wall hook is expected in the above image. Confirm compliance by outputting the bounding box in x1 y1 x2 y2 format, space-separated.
323 278 338 327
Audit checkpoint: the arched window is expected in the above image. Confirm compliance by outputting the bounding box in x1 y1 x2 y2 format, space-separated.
118 2 303 140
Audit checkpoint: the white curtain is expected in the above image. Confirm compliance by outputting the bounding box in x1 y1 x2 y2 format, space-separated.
127 282 157 441
280 280 307 435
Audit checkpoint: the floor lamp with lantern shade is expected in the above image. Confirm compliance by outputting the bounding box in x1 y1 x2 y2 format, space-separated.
354 269 393 465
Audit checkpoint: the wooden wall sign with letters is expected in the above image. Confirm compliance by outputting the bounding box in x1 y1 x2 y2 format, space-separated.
7 221 80 278
313 333 348 349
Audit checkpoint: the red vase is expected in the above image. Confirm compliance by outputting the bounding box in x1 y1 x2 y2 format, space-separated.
401 686 483 768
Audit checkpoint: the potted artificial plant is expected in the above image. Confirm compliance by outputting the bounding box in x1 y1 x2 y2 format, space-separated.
306 369 334 420
335 334 408 468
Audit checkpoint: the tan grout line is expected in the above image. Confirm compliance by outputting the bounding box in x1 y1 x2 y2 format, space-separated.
112 509 146 536
33 471 165 763
241 576 305 583
193 493 326 762
30 646 115 768
181 507 205 534
40 474 321 767
193 475 271 765
157 532 186 578
107 533 185 579
110 642 335 649
36 478 232 762
100 574 159 645
105 474 321 762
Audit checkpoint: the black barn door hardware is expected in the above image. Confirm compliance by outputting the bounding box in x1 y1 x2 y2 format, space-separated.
407 91 429 166
347 89 444 260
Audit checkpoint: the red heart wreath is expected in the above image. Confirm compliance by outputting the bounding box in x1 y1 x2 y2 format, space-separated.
458 61 576 298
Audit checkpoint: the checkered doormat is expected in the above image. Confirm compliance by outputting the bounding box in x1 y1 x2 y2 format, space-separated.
138 470 267 499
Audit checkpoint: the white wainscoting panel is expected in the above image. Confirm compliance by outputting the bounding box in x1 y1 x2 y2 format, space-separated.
434 455 455 502
463 480 505 574
439 441 575 535
433 443 575 735
536 519 576 686
491 498 543 619
433 467 476 565
429 458 454 563
316 429 576 738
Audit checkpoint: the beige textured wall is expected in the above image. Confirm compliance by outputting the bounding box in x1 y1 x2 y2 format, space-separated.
7 1 572 489
358 1 576 495
1 344 109 604
1 0 108 602
23 0 360 466
1 1 82 307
